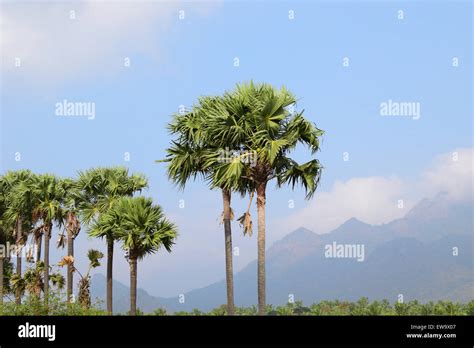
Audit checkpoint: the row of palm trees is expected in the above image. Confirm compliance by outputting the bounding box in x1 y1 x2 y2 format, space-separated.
0 82 323 316
0 167 177 315
160 81 323 315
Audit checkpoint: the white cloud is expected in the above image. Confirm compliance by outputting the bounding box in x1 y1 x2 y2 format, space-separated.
0 1 219 86
419 148 473 202
281 148 474 234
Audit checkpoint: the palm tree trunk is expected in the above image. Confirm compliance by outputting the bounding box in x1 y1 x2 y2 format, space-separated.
129 257 137 316
106 237 114 314
222 189 235 315
44 223 51 306
15 217 22 305
36 234 42 262
0 256 4 306
67 228 74 304
256 182 267 315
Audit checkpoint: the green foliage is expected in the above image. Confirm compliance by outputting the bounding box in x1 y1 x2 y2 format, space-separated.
1 259 13 294
150 307 167 316
92 196 178 261
87 249 104 268
0 291 107 316
1 292 472 316
9 261 64 299
78 166 148 232
150 299 474 316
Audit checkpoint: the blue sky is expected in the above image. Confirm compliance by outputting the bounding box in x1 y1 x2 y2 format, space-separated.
1 1 472 297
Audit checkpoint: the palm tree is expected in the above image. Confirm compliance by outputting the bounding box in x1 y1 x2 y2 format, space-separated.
58 249 103 309
210 82 324 314
78 167 147 314
2 170 35 304
91 196 177 315
30 174 64 305
0 175 7 306
161 96 250 315
58 178 82 304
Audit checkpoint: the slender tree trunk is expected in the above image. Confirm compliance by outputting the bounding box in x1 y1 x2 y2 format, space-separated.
106 237 114 314
0 256 4 306
67 228 74 304
43 223 51 306
222 189 235 315
15 217 22 305
256 182 267 315
129 257 137 316
36 234 42 262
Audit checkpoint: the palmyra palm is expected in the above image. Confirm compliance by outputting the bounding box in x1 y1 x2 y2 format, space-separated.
208 82 324 314
2 170 35 305
90 196 177 315
160 95 253 315
30 174 64 305
78 167 147 314
57 178 82 304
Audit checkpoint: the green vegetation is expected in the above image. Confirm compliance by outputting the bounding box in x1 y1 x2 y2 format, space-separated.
1 297 472 316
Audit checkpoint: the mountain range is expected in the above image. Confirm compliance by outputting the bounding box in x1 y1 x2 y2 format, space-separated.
91 191 473 313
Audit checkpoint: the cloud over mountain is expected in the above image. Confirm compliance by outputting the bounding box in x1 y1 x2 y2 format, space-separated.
282 148 473 234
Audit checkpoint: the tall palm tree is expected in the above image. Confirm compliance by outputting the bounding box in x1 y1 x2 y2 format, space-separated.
91 196 177 315
161 96 251 315
2 170 35 304
58 178 82 304
210 82 324 315
31 174 64 305
78 167 147 314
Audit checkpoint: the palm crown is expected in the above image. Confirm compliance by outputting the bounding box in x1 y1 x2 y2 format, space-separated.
208 82 324 198
95 196 177 260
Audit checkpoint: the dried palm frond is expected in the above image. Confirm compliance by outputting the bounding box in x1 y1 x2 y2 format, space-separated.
78 276 91 309
58 255 75 268
33 225 44 240
238 191 254 237
56 233 66 249
237 212 253 237
67 212 81 239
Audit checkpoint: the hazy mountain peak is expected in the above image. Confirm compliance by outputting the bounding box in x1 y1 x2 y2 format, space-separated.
279 227 319 242
404 191 465 221
267 227 321 263
344 217 365 225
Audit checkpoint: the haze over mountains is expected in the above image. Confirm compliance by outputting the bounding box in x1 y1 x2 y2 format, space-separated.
91 192 473 313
